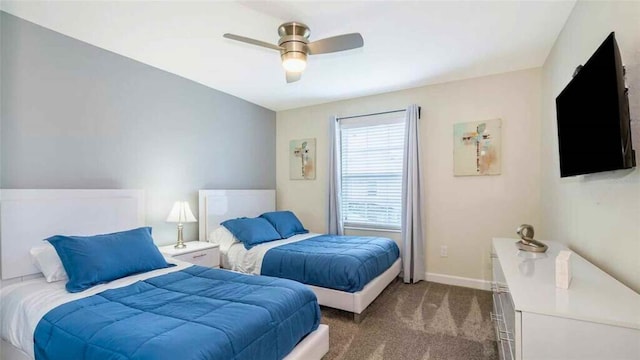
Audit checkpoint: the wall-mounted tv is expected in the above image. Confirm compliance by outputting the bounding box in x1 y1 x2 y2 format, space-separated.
555 32 635 177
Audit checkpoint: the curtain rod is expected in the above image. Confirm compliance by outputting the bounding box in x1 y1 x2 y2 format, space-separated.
336 106 420 121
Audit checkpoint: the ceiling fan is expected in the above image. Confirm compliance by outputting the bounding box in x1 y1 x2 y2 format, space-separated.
223 22 364 83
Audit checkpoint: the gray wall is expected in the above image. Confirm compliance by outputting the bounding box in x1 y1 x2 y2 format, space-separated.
0 12 276 243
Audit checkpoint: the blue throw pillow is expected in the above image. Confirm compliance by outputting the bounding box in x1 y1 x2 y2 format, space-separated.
221 217 282 249
47 227 171 293
260 211 309 238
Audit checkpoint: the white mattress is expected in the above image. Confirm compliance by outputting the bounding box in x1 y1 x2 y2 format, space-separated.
222 232 319 274
0 256 191 358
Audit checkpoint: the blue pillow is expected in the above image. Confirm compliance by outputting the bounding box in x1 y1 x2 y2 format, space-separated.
221 217 282 249
260 211 309 238
47 227 171 293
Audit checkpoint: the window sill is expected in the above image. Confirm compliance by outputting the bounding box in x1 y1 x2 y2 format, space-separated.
344 225 401 233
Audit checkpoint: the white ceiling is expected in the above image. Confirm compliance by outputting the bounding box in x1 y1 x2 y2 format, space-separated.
1 1 576 111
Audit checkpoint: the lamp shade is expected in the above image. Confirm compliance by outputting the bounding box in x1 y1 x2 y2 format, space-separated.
166 201 197 223
282 52 307 72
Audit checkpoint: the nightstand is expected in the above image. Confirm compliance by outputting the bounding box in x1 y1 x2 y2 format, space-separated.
158 241 220 268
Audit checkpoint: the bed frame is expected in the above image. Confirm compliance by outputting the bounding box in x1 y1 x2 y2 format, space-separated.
199 189 402 321
1 189 146 284
0 189 328 360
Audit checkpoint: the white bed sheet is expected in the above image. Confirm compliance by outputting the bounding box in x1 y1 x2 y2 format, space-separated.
0 256 191 358
222 232 319 274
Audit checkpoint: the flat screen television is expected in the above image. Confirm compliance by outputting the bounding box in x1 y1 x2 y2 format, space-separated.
555 32 635 177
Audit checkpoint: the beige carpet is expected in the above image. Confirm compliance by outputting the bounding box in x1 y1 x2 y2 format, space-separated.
320 280 498 360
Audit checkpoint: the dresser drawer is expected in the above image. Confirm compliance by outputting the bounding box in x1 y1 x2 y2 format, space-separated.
159 241 221 268
174 248 219 267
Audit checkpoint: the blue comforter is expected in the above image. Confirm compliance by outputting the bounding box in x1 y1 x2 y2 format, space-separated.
34 266 321 360
261 235 400 293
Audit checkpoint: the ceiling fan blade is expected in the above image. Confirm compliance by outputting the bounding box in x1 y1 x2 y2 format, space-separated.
307 33 364 55
223 33 281 51
286 71 302 83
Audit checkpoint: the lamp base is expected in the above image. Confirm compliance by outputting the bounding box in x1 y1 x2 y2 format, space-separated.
174 223 186 249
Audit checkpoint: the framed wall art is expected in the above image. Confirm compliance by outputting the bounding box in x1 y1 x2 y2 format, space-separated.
289 138 316 180
453 119 501 176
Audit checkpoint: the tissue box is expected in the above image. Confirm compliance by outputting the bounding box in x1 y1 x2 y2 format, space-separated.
555 250 572 289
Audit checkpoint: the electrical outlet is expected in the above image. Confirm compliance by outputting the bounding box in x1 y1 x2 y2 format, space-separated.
440 245 448 257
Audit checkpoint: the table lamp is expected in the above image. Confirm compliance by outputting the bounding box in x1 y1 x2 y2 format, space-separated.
166 201 197 249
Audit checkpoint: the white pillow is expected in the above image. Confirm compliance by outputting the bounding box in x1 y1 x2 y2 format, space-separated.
208 227 239 253
30 243 68 282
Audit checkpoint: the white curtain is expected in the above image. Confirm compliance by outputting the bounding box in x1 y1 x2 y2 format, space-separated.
328 116 344 235
401 104 425 283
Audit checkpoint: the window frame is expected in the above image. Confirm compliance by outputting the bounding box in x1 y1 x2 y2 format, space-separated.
338 112 406 232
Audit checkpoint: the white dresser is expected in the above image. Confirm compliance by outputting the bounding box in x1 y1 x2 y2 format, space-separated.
491 238 640 360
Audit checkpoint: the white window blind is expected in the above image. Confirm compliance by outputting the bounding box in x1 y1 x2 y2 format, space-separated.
339 113 406 230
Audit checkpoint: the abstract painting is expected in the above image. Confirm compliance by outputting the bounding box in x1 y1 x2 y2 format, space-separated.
289 138 316 180
453 119 501 176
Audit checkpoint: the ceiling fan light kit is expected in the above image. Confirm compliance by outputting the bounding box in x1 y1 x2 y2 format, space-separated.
282 52 307 72
224 21 363 83
278 22 310 73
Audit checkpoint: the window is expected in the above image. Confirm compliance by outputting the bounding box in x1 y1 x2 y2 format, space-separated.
339 113 405 230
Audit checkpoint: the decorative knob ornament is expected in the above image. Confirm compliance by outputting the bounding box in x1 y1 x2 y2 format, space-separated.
515 224 548 253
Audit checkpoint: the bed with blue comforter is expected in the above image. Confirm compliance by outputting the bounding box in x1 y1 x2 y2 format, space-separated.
34 266 321 360
261 235 400 293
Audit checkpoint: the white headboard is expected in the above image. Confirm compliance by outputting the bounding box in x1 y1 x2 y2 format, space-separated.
0 189 145 280
198 190 275 241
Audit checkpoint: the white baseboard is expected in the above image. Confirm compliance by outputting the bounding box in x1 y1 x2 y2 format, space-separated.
425 272 491 291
